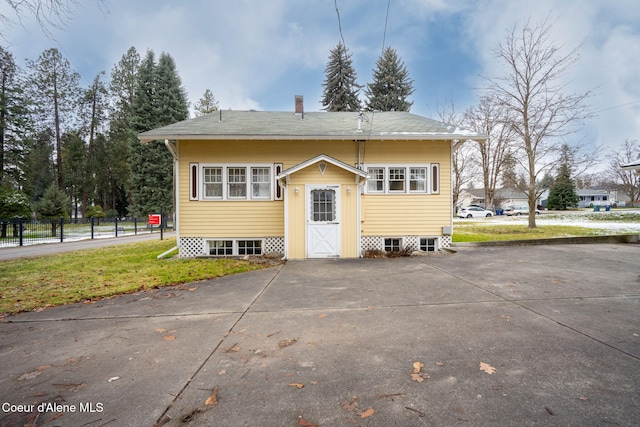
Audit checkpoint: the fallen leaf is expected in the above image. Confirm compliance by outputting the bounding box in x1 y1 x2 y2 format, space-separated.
341 398 358 411
204 386 218 406
318 314 327 319
479 362 496 374
224 343 240 352
163 335 176 341
360 407 375 418
411 373 424 382
298 417 318 427
413 361 424 374
156 328 167 333
288 383 304 389
218 369 227 375
278 338 298 348
108 376 120 382
435 362 444 366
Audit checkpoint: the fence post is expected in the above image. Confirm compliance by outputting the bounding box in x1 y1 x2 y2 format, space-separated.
115 217 119 237
134 218 137 235
91 217 95 239
19 219 24 247
59 217 64 242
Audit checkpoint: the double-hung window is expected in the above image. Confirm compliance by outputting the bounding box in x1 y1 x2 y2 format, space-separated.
365 164 438 194
228 168 247 198
200 164 272 200
388 168 406 192
251 167 271 199
203 167 223 198
367 167 385 193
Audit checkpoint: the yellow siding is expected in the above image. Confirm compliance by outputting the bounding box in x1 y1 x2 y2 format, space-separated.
177 139 359 238
360 140 452 237
175 138 452 256
286 163 360 259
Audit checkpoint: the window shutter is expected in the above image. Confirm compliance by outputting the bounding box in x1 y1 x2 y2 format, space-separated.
190 163 199 200
274 163 283 200
431 163 440 194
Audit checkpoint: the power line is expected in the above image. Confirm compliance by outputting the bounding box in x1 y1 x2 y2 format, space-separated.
381 0 391 54
334 0 345 47
594 100 640 113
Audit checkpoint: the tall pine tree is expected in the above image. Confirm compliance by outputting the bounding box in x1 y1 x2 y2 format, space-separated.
321 42 361 111
129 51 188 218
365 47 414 112
0 47 30 187
193 88 219 117
26 48 80 189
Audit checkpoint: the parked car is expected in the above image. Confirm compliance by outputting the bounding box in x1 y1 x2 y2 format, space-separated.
458 206 493 218
503 205 540 216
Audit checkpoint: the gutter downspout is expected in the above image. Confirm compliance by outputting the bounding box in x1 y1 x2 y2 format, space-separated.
165 139 179 251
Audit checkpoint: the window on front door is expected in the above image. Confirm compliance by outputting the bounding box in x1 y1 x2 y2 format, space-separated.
311 189 336 222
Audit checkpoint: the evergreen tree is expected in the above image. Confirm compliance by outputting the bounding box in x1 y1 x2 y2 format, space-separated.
22 129 56 203
78 72 108 215
129 51 188 217
193 88 219 117
107 47 140 215
26 48 80 189
365 47 414 112
547 144 579 210
0 47 30 187
36 184 69 220
321 42 361 111
60 132 87 219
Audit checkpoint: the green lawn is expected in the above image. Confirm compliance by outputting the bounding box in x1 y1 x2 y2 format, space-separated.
0 239 272 315
452 224 606 242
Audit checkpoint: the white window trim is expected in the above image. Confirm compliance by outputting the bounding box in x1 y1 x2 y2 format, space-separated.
364 164 440 195
419 237 439 252
199 163 274 201
206 238 265 256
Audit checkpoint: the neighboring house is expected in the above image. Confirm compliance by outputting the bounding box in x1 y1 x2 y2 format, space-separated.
138 101 486 259
457 188 532 210
576 188 618 208
620 159 640 171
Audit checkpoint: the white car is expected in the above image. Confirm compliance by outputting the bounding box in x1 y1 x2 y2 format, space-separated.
458 206 493 218
504 206 540 216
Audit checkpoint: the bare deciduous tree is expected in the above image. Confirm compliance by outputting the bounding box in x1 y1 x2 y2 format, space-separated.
484 16 594 227
436 100 479 210
607 139 640 207
1 0 79 39
463 95 515 211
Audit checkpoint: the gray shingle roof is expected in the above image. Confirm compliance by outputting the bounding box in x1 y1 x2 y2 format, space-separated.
138 110 487 142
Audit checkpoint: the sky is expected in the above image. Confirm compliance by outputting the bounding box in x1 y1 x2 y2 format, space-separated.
2 0 640 157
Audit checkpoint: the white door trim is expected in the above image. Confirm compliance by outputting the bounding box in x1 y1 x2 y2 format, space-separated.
306 184 340 258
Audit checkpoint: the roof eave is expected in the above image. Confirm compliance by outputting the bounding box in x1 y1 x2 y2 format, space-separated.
137 133 488 143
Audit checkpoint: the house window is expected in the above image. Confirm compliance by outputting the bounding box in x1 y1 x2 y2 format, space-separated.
420 238 437 252
209 240 233 255
311 190 336 222
251 167 271 199
410 167 427 192
388 168 405 192
228 168 247 198
384 238 402 252
238 240 262 255
203 167 223 198
367 167 385 192
364 164 438 194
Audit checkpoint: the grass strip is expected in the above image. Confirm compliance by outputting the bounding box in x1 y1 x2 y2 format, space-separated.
452 224 605 242
0 239 268 315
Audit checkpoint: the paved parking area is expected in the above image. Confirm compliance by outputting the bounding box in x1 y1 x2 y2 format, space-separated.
1 244 638 426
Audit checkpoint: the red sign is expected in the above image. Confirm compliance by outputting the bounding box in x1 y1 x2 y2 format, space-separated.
148 214 161 225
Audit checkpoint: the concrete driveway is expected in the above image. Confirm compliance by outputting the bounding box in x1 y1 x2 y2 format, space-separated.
1 244 638 426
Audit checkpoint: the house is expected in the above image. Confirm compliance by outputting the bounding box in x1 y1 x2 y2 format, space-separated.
138 99 486 259
576 188 618 208
457 188 533 210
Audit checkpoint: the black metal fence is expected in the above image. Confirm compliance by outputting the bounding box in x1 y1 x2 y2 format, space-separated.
0 217 171 247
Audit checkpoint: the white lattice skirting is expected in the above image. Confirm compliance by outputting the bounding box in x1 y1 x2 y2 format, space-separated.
178 237 285 258
361 235 451 254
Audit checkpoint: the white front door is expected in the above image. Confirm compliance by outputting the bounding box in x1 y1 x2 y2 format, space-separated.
307 185 340 258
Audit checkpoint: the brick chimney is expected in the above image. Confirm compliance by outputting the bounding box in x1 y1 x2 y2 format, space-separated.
295 95 304 115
